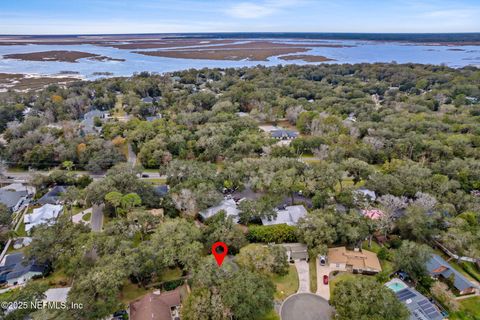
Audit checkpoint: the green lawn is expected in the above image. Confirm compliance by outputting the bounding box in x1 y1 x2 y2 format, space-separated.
35 269 71 287
16 220 27 237
120 280 151 304
450 296 480 320
159 267 182 282
146 178 167 185
82 212 91 221
309 258 317 293
256 309 280 320
271 265 299 301
119 268 183 304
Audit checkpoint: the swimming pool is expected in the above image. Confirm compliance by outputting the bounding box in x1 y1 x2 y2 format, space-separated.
385 279 408 292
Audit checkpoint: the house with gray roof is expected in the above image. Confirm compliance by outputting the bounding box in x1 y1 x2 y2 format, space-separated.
199 198 240 223
0 189 28 212
282 243 308 262
0 253 45 287
270 129 298 140
146 114 162 122
426 254 478 295
354 188 377 201
81 109 109 135
390 285 444 320
37 186 66 205
141 96 161 104
261 205 307 226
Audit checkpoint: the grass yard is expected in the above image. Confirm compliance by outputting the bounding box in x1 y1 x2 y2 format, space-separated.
309 258 317 293
146 178 167 185
450 296 480 320
82 212 91 221
302 157 322 165
36 269 71 287
119 280 151 304
271 264 299 301
159 267 182 282
16 220 27 237
120 268 183 304
256 309 280 320
329 272 369 296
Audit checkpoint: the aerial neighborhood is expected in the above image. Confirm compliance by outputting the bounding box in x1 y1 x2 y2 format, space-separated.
0 63 479 320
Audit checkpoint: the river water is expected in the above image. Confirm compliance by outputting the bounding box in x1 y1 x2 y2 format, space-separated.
0 39 479 80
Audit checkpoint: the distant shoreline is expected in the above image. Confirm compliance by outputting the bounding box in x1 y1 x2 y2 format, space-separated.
1 33 480 46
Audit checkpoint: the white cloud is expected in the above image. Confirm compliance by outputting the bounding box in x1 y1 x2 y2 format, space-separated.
226 0 306 19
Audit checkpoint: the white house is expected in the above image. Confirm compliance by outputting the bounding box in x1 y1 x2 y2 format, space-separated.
24 204 63 233
199 198 240 223
261 205 307 226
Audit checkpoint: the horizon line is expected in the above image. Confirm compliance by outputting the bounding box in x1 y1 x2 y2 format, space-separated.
2 31 480 37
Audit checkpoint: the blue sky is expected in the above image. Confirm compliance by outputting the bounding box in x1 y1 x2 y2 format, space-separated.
1 0 480 34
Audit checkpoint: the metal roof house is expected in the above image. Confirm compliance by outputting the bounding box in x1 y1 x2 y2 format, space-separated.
24 204 63 233
0 253 45 287
199 198 240 223
427 254 478 295
261 205 307 226
386 281 444 320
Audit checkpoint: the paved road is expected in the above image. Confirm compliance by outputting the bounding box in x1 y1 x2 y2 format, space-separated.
294 260 310 293
280 293 333 320
90 204 104 232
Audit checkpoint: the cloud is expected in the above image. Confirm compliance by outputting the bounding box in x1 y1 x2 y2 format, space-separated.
226 0 305 19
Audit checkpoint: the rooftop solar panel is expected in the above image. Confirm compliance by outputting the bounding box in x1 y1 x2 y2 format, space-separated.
396 289 416 301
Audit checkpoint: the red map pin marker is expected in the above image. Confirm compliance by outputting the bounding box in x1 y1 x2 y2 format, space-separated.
212 242 228 266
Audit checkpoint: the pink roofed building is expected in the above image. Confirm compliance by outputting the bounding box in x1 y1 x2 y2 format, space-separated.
362 209 385 220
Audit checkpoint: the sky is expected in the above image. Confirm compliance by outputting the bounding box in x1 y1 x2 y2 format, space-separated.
1 0 480 35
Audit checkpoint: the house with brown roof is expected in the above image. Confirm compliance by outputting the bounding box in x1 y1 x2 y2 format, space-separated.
327 247 382 275
129 288 182 320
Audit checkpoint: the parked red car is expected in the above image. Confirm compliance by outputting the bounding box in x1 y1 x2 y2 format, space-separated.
323 275 329 285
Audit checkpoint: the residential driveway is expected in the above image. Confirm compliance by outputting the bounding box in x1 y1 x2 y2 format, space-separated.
280 293 332 320
90 204 104 232
316 258 345 300
72 207 92 224
294 260 310 293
